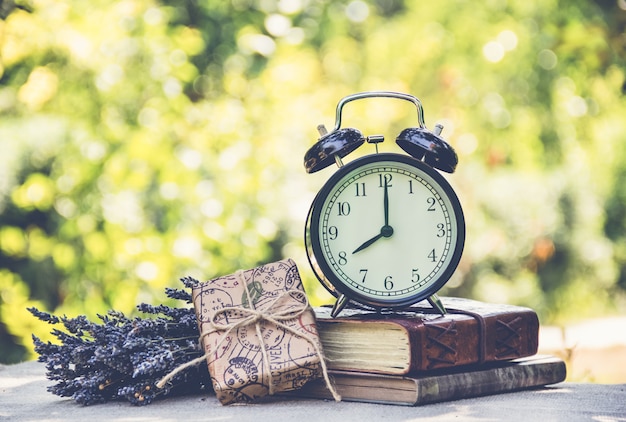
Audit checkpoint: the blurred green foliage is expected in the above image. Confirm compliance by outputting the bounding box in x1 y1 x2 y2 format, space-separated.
1 0 625 363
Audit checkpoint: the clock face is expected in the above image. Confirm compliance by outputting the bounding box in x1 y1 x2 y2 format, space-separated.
305 153 465 309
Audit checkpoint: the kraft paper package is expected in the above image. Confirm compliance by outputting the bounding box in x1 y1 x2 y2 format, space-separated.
192 259 337 405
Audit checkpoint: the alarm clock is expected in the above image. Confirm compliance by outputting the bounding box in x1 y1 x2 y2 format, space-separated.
304 91 465 317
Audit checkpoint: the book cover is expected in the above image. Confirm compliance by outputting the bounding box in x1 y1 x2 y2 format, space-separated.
296 355 566 406
316 297 539 375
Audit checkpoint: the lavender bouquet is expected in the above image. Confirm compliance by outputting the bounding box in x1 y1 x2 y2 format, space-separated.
28 277 211 406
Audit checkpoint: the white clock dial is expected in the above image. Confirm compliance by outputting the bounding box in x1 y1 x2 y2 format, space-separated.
306 153 464 310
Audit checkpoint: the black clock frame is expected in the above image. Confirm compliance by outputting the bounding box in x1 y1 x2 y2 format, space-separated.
304 153 466 311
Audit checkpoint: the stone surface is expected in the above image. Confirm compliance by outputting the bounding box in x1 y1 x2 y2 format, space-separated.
2 360 625 422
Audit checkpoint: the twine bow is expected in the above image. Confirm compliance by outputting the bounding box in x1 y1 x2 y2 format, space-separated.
157 270 341 402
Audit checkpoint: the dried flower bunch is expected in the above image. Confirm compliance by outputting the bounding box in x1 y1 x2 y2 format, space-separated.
29 277 211 406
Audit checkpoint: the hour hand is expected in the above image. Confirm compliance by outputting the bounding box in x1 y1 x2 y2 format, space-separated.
352 232 383 254
352 225 393 254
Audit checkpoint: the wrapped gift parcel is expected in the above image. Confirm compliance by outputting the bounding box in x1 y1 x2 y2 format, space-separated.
192 258 332 405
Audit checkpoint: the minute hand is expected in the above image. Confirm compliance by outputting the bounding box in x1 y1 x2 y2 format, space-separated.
384 177 389 226
353 180 393 254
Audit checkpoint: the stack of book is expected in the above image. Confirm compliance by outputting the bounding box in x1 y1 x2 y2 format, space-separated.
296 297 566 405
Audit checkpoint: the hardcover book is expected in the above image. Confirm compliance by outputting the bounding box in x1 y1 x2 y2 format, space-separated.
295 355 566 406
315 297 539 375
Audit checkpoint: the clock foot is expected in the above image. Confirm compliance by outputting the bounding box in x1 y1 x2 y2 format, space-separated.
428 294 447 315
331 294 349 318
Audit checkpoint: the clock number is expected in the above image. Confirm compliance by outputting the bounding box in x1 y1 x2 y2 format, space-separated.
428 248 438 262
359 269 368 283
411 268 420 283
384 275 394 290
355 182 366 197
436 223 445 238
427 197 436 211
337 202 351 216
408 180 414 194
338 251 348 265
378 173 393 187
328 226 338 240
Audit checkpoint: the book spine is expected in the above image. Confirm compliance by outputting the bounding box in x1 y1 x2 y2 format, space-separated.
414 359 566 405
296 357 567 406
490 311 540 360
413 317 479 371
409 310 539 372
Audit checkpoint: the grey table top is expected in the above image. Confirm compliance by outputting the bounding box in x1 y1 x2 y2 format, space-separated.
1 361 625 422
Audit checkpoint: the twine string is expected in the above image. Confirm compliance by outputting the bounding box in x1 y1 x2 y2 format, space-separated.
156 270 340 401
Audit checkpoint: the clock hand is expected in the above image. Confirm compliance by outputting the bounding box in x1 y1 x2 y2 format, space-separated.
352 232 384 254
352 225 394 254
353 178 394 254
384 177 389 227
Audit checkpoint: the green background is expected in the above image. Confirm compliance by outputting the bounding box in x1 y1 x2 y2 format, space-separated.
1 0 625 368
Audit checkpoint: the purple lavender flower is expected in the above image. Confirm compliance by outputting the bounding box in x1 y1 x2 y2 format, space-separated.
29 278 211 406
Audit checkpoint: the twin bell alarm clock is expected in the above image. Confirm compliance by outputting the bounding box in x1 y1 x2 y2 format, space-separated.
303 91 465 317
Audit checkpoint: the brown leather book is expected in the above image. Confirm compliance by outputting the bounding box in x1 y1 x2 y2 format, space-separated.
295 355 566 406
315 297 539 375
